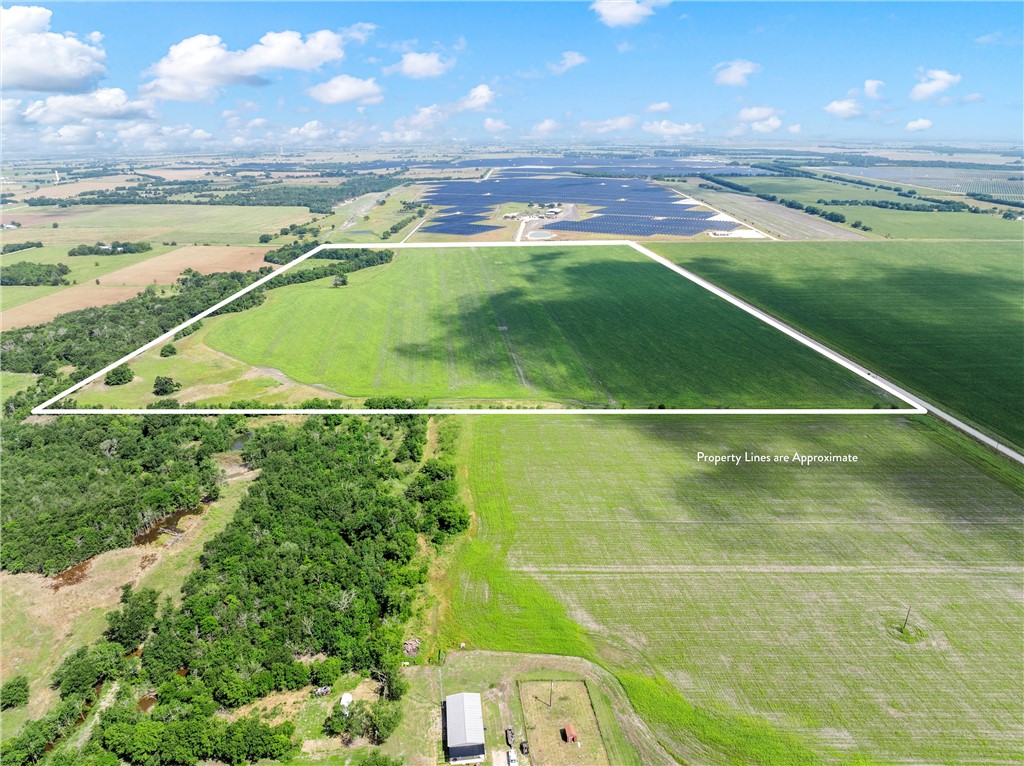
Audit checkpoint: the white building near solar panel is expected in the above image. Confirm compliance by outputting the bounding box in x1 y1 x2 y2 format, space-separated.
444 692 486 763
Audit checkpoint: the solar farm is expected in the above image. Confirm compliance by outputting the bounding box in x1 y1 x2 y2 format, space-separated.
417 171 753 238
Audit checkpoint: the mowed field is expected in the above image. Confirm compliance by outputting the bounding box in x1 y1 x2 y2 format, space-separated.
189 245 896 409
736 176 1024 239
445 415 1024 764
4 204 314 246
652 240 1024 448
2 246 273 328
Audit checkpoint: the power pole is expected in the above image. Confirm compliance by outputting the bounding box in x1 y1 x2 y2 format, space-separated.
901 605 912 634
549 680 553 708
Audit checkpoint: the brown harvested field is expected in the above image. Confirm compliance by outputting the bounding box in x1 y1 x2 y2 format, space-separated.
1 246 273 328
3 284 151 329
519 681 611 766
85 245 272 283
135 167 213 181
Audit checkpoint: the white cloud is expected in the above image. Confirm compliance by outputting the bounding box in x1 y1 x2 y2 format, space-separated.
384 51 454 79
580 115 637 133
191 129 213 140
975 31 1003 45
712 59 760 87
483 117 509 133
288 119 332 141
530 118 561 137
787 123 802 134
905 117 933 132
40 123 99 146
737 105 778 122
910 69 962 101
307 74 383 105
824 98 861 118
864 79 885 99
340 22 376 44
590 0 668 28
22 88 154 124
642 119 703 137
142 29 349 100
645 101 671 113
616 41 634 53
0 5 106 92
457 84 494 111
751 115 782 133
245 118 268 129
548 51 587 75
961 92 984 104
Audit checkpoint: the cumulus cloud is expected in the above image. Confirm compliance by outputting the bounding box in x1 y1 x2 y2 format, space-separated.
905 117 933 132
1 5 106 92
910 69 962 101
711 59 760 86
307 74 382 105
548 51 587 75
961 92 984 104
737 105 778 122
40 122 100 146
142 29 351 100
483 117 509 133
288 120 333 141
824 98 861 118
590 0 668 28
579 115 637 133
750 115 782 133
864 79 885 99
457 84 494 111
380 83 492 142
22 88 154 124
645 101 671 113
530 118 561 137
642 119 703 137
384 51 454 79
787 123 802 134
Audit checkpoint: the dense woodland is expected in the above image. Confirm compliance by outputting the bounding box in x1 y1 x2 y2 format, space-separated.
1 412 229 574
1 409 462 765
68 241 152 256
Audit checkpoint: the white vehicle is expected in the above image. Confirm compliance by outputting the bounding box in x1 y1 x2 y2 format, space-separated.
507 749 520 766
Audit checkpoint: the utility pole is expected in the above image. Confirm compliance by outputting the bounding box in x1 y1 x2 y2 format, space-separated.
549 680 553 708
901 605 912 634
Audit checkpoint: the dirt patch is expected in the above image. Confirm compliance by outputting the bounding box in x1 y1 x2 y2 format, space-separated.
18 176 142 201
223 688 311 726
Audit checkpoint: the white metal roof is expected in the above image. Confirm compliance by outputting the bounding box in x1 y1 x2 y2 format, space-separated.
445 692 485 747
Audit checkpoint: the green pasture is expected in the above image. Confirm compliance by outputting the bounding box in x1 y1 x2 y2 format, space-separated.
444 414 1024 764
653 240 1024 448
194 245 894 409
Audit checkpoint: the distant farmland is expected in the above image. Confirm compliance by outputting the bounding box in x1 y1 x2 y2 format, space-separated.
125 244 899 409
446 415 1024 765
653 240 1024 448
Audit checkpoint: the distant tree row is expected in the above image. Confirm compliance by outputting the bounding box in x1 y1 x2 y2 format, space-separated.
1 241 43 254
68 241 152 256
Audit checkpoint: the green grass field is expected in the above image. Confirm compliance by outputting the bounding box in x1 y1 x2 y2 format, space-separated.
443 415 1024 765
185 245 897 409
736 176 1024 239
651 240 1024 448
7 204 314 246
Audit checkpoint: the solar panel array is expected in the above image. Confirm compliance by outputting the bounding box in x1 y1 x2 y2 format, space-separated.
419 173 742 237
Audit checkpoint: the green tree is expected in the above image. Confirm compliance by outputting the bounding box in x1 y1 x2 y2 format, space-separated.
368 698 402 743
0 675 29 710
105 584 159 649
153 376 182 396
104 364 134 386
159 343 177 357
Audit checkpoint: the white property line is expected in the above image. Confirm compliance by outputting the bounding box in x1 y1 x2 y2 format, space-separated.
36 239 922 418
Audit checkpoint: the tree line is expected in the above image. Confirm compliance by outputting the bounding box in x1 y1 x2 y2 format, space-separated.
68 241 152 256
0 261 71 286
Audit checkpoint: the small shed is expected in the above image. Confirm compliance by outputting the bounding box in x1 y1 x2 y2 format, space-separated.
563 722 578 743
444 692 486 764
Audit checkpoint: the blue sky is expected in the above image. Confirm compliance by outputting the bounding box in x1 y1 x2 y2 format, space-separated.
2 1 1021 155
